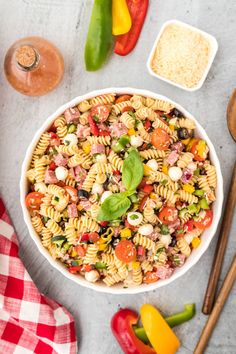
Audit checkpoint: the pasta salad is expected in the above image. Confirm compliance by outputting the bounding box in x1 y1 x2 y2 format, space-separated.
25 93 217 287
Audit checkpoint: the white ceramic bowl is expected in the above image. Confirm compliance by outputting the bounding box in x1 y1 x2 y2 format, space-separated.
20 87 223 294
147 20 218 91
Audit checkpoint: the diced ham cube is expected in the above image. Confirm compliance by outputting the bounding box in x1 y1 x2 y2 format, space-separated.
79 199 91 211
45 168 59 184
64 107 80 124
76 124 91 138
74 165 87 183
54 153 68 167
91 143 105 155
109 122 128 138
68 203 78 218
166 151 179 166
156 266 174 279
171 141 184 153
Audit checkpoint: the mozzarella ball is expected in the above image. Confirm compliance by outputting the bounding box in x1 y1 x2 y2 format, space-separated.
34 182 47 194
85 270 100 283
92 183 104 195
159 234 172 247
168 166 183 181
96 154 107 163
127 212 143 226
101 191 113 203
63 133 78 145
55 166 68 181
130 135 143 148
138 224 153 236
146 159 158 171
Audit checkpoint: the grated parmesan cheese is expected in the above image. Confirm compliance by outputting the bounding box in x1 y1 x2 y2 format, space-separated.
151 23 211 88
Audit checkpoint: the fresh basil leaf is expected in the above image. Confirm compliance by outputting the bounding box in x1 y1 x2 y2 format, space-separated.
122 149 143 191
97 192 131 221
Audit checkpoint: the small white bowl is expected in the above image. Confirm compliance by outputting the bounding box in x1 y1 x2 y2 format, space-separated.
147 20 218 91
20 87 223 294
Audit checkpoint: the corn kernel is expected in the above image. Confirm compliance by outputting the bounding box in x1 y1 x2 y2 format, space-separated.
128 128 135 136
192 237 201 248
82 142 91 154
143 164 152 176
182 138 191 145
183 184 195 194
169 124 175 131
162 165 168 175
120 228 132 238
132 261 140 270
71 249 77 257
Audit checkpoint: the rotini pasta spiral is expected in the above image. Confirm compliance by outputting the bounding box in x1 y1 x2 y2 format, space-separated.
136 107 157 121
145 97 174 112
31 216 44 233
108 151 124 171
40 205 61 222
46 219 63 236
54 116 67 138
103 273 124 286
84 244 99 264
133 233 155 251
177 190 198 204
153 117 174 135
155 185 176 204
205 164 217 188
143 207 158 224
57 143 79 156
177 238 191 257
120 111 135 128
137 122 151 142
90 93 116 106
112 100 132 115
77 100 92 112
132 265 143 285
33 133 50 156
87 135 111 146
177 152 194 168
140 149 166 160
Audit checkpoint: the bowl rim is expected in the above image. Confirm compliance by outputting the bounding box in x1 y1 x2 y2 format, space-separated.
20 87 223 294
146 19 219 92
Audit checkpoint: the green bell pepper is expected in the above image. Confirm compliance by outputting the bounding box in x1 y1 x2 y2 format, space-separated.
199 198 209 209
134 304 196 342
84 0 113 71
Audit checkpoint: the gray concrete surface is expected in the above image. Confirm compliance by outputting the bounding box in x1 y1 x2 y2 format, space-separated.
0 0 235 353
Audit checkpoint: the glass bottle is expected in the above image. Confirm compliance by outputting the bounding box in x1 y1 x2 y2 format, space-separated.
4 36 64 96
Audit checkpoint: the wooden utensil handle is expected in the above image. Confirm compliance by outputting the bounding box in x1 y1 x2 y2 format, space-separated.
202 162 236 315
194 255 236 354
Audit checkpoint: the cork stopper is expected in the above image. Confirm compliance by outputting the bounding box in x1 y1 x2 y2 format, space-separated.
15 45 38 69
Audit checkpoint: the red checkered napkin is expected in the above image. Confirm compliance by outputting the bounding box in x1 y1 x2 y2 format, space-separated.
0 198 77 354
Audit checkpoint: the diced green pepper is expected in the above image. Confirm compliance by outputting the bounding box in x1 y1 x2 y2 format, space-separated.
95 262 107 270
199 198 209 209
160 224 169 235
119 134 130 146
109 219 121 226
63 242 70 251
187 204 199 215
51 235 66 246
194 168 200 176
68 124 76 133
194 189 204 197
112 142 124 153
179 208 189 218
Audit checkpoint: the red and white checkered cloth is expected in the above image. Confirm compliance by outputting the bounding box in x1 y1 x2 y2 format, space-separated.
0 198 77 354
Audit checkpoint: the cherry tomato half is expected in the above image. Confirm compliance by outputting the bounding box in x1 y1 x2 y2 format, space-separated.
90 105 110 123
159 207 178 225
115 240 136 263
189 139 207 162
143 271 159 284
151 128 171 150
115 95 132 104
75 245 86 257
89 232 100 243
184 219 194 232
194 210 213 230
64 186 78 203
25 192 44 210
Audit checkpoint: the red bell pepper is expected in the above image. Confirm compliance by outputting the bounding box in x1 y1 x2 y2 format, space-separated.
88 116 99 136
114 0 149 56
111 308 156 354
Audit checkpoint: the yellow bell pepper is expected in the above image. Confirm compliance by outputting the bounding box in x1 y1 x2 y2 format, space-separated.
128 128 136 136
183 184 195 194
112 0 132 35
71 248 77 257
192 237 201 248
82 141 91 154
140 304 181 354
162 165 168 175
120 228 132 238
